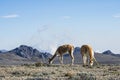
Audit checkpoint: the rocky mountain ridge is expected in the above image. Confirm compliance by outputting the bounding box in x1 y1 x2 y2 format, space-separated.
0 45 52 65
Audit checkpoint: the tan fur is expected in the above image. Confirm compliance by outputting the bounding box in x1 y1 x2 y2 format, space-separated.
80 45 98 67
49 44 74 65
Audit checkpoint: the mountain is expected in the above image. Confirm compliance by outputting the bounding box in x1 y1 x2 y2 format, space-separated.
103 50 114 54
9 45 51 59
0 45 52 65
103 50 120 57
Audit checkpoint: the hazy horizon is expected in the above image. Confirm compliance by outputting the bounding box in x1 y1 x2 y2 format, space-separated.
0 0 120 54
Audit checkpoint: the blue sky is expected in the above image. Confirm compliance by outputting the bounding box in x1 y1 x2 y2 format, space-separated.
0 0 120 54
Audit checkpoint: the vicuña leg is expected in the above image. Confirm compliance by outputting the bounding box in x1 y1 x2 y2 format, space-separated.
49 53 57 64
83 55 87 67
69 51 74 65
58 55 63 64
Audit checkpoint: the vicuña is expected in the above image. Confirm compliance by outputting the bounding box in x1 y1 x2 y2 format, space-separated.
49 44 74 65
80 45 98 67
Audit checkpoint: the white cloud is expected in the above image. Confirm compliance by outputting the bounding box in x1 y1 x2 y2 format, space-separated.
1 14 19 18
61 16 71 20
113 14 120 18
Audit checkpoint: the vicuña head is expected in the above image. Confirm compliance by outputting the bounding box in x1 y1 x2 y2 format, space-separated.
48 44 74 65
80 45 98 67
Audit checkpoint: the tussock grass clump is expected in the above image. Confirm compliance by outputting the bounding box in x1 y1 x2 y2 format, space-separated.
25 77 51 80
65 71 75 78
32 72 51 77
108 66 120 71
34 62 44 67
11 71 30 77
77 72 96 80
34 62 61 67
22 63 34 67
22 62 69 67
32 72 43 77
46 64 62 67
51 71 56 74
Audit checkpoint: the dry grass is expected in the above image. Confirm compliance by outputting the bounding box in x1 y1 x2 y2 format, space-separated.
0 63 119 80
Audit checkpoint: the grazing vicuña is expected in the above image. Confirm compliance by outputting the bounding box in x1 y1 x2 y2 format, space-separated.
49 44 74 65
80 45 98 67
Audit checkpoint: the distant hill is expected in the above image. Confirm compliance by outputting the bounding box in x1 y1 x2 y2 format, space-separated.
0 45 120 65
103 50 114 55
0 45 52 65
103 50 120 57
